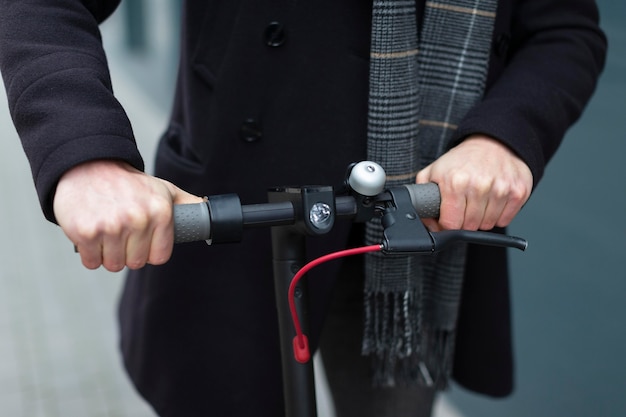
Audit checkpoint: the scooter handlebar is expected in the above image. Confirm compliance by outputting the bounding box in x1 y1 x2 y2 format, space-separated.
172 183 442 244
173 201 211 243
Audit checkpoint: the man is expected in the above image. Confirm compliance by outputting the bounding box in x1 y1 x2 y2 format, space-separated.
0 0 606 416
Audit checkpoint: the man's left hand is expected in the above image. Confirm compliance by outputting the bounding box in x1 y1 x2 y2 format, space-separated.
416 135 533 232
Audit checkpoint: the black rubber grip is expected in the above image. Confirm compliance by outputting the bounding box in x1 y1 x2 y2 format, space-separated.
173 202 211 243
403 183 441 218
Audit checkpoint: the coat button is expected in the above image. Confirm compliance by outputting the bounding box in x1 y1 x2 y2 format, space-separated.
240 119 262 143
265 21 286 47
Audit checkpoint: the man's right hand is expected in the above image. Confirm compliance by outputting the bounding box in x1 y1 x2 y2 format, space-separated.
53 160 204 272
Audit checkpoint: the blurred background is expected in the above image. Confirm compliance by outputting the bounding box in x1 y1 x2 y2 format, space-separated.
0 1 623 416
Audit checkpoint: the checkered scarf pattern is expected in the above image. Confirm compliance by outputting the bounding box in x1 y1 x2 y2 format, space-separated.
363 0 497 388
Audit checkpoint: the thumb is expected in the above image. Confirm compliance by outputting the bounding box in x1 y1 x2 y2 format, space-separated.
175 190 205 205
416 164 433 184
162 180 206 205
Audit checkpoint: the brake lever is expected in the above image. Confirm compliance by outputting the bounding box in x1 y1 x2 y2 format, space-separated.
379 187 435 254
430 230 527 252
379 186 528 254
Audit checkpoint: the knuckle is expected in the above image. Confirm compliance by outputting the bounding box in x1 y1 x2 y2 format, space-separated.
103 260 125 273
81 258 101 270
510 183 530 204
449 170 471 191
462 217 481 231
75 216 122 240
127 259 147 270
480 219 497 231
71 220 101 242
496 216 513 228
491 179 510 200
126 247 150 270
471 176 493 196
439 216 461 230
149 255 169 266
148 196 174 224
148 243 173 266
102 220 124 237
127 210 151 232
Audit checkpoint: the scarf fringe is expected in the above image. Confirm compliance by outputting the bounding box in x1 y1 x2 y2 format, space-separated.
363 0 497 391
362 289 456 390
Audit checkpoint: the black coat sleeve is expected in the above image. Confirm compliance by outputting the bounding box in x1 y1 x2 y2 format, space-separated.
449 0 606 397
453 0 607 187
0 0 144 222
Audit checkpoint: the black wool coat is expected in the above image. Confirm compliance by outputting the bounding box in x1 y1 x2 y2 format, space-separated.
0 0 606 416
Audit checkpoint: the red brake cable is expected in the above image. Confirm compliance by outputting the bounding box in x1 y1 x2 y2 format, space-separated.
288 244 383 363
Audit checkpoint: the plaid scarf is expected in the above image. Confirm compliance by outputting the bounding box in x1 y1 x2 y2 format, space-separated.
363 0 497 388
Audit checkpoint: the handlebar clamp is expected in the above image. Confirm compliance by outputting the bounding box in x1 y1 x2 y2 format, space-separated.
380 187 434 254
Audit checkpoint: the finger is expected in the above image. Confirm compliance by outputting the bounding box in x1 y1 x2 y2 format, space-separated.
101 226 128 272
68 222 104 269
148 218 174 266
421 218 441 232
478 178 515 230
495 180 531 228
496 197 525 228
438 188 466 230
460 174 501 230
415 165 432 184
137 192 176 266
164 180 205 205
435 169 472 230
480 196 507 230
175 192 205 205
117 203 156 270
76 241 104 270
463 201 488 231
125 226 153 270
